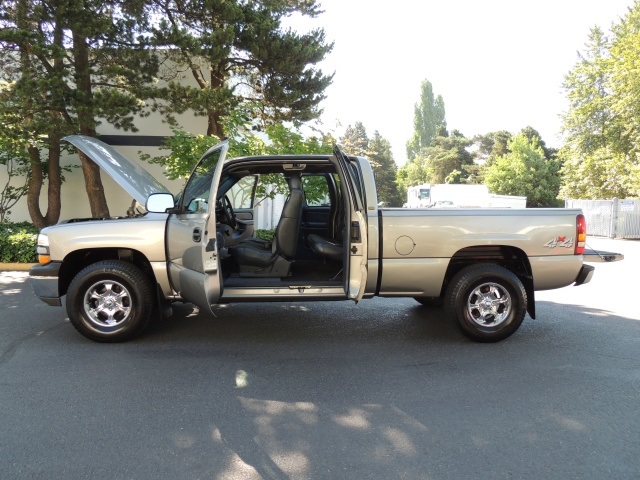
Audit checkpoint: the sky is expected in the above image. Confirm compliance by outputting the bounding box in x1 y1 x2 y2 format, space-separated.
287 0 635 164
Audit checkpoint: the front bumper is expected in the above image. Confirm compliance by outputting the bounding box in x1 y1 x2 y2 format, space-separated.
574 264 595 286
29 262 62 306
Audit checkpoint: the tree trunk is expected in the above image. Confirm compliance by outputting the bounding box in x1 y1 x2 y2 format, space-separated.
18 0 62 229
206 67 226 138
26 146 46 230
207 113 224 138
73 32 110 218
25 138 63 230
44 136 62 226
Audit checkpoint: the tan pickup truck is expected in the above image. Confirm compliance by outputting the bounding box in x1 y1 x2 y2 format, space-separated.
29 136 621 343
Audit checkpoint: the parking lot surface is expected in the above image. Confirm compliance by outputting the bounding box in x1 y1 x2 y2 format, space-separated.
0 237 638 479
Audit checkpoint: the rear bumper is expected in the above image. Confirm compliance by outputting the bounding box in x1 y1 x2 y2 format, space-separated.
574 264 595 286
29 262 62 306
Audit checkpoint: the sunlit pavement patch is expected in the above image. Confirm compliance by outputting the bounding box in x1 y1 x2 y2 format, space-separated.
0 271 29 284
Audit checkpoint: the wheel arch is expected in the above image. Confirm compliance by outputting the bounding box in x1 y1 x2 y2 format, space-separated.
441 245 535 319
59 248 157 298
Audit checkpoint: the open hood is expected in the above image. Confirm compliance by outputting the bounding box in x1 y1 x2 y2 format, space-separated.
62 135 170 205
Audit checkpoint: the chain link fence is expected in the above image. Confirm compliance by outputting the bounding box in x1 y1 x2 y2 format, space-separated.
565 199 640 239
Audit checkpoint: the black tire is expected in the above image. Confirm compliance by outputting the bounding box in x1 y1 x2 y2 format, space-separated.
414 296 444 307
444 264 527 343
66 260 155 342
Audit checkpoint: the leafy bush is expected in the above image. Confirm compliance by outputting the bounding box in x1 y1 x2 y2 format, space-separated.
0 222 38 263
255 229 275 241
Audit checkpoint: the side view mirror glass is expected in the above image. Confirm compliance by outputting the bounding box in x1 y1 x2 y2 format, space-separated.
146 193 175 213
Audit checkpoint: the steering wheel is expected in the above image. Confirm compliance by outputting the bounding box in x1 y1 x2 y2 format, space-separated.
221 195 237 229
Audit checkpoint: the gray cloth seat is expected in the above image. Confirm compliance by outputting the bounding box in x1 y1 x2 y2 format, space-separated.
229 173 304 272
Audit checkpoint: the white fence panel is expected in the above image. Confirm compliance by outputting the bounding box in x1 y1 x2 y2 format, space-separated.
565 198 640 238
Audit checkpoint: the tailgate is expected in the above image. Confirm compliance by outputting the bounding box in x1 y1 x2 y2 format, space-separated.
584 249 624 263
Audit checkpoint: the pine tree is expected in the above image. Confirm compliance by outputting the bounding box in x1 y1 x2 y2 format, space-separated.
368 131 403 207
340 122 369 156
340 124 401 206
148 0 333 138
0 0 158 222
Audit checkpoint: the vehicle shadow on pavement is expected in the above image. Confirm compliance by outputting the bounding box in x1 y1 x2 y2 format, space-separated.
143 299 463 346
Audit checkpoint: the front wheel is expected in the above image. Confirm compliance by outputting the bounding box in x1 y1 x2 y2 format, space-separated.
66 260 155 342
444 264 527 342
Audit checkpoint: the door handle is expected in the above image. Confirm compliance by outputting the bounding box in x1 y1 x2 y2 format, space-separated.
193 228 202 242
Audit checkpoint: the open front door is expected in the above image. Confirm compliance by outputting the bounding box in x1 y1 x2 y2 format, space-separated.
333 147 368 302
166 141 229 315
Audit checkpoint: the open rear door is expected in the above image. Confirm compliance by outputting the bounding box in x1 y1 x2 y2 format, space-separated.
333 146 368 302
166 141 229 314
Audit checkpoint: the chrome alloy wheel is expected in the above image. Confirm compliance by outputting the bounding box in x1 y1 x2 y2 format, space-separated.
83 280 132 327
466 282 512 327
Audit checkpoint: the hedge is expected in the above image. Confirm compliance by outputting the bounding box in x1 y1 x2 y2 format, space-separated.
0 222 38 263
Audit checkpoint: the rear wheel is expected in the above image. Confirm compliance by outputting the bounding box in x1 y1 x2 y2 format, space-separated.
66 260 155 342
444 264 527 342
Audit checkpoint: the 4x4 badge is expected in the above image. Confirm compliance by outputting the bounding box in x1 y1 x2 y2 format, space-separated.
544 236 575 249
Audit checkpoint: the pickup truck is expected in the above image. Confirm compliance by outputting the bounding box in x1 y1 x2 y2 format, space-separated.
29 135 620 343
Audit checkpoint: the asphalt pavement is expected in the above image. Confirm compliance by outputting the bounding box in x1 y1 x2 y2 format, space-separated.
0 237 638 479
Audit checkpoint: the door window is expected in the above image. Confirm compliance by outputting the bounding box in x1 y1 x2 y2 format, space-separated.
302 175 331 206
181 153 220 212
228 175 257 209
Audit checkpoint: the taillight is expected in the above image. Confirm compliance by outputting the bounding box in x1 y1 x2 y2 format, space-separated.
576 214 586 255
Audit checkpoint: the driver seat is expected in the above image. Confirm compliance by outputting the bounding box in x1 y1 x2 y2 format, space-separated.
228 173 304 277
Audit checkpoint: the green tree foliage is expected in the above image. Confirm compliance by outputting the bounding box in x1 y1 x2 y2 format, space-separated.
406 80 446 161
485 133 562 207
339 123 402 207
396 158 427 197
368 131 403 207
422 130 473 184
143 124 334 181
472 131 512 165
0 130 32 222
561 27 615 155
142 124 334 204
340 122 368 156
469 130 513 185
560 2 640 199
559 147 640 199
609 5 640 153
397 130 473 192
0 0 158 225
148 0 333 138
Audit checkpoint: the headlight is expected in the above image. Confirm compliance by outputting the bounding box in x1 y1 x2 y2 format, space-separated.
36 233 51 264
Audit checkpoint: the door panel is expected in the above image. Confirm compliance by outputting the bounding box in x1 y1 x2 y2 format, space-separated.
298 205 331 261
166 141 228 314
331 147 368 301
347 210 368 302
299 173 333 260
301 206 330 237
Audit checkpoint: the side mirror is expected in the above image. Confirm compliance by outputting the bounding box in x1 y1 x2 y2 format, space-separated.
146 193 175 213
